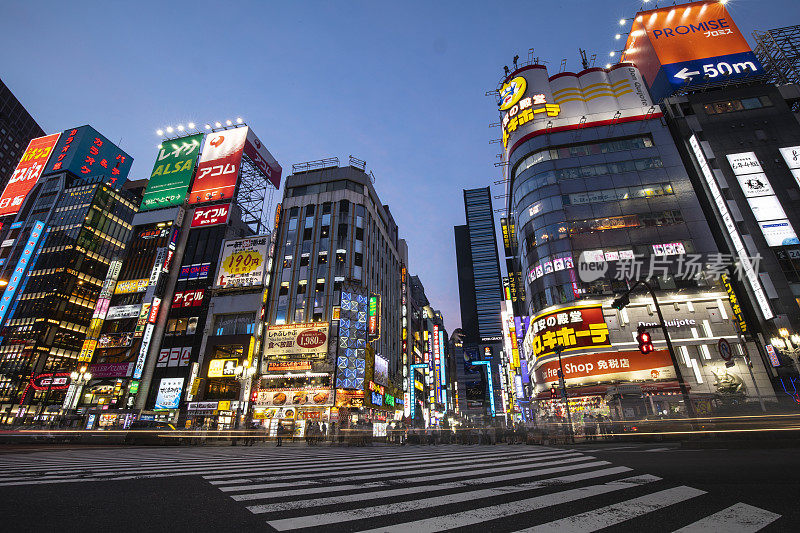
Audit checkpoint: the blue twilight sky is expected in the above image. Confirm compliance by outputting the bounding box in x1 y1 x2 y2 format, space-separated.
1 0 798 332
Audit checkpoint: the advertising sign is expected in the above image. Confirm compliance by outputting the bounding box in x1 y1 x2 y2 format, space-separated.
534 350 675 387
0 221 45 327
374 355 388 386
89 362 134 378
97 332 133 349
368 294 380 336
171 289 204 308
243 128 282 189
624 1 762 102
0 133 60 217
208 358 238 377
44 125 133 187
113 278 149 295
140 133 203 211
266 360 312 372
188 127 248 204
254 389 333 407
105 304 141 320
264 323 329 357
154 377 184 409
779 146 800 189
190 203 230 228
215 236 268 288
727 152 799 246
522 305 611 361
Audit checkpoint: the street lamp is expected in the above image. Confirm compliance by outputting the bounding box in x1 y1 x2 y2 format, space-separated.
233 362 256 429
64 366 92 413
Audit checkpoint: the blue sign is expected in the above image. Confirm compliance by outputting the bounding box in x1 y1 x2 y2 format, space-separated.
0 221 45 327
43 125 133 188
9 221 22 229
470 360 496 417
649 51 763 103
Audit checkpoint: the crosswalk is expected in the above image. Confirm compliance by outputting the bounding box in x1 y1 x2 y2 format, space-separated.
0 444 782 531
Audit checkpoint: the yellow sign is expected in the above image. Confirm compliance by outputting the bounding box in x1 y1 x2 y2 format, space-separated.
332 306 341 321
217 400 231 412
499 76 527 111
721 274 747 333
208 358 238 378
223 250 263 276
114 278 149 294
502 94 560 148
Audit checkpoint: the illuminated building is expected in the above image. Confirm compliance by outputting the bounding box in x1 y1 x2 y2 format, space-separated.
454 187 504 421
0 77 45 193
261 157 405 428
497 55 777 425
0 125 137 421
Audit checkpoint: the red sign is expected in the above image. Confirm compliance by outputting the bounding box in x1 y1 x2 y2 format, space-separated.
29 373 71 390
266 360 312 372
535 349 675 386
148 298 161 324
244 128 282 189
0 133 60 216
188 127 247 204
297 329 326 349
172 289 204 308
191 203 230 228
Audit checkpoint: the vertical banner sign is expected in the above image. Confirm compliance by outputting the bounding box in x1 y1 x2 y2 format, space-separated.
140 133 203 211
0 133 60 217
726 152 798 247
188 127 248 204
79 258 123 361
433 325 441 402
0 221 46 326
779 146 800 190
368 294 380 337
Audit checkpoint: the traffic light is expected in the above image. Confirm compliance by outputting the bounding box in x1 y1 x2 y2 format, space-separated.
612 292 630 310
550 386 558 399
637 325 654 354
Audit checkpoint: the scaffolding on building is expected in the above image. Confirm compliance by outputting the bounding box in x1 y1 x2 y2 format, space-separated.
237 153 275 234
753 25 800 85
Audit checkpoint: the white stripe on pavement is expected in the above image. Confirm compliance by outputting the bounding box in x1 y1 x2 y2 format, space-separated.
246 464 629 514
270 474 661 531
518 486 706 533
672 502 781 533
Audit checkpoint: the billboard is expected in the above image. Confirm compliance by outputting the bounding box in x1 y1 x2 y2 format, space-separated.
215 235 269 288
140 133 203 211
154 377 184 409
191 203 230 227
522 305 611 361
208 358 238 377
623 1 763 102
0 133 60 217
0 221 46 326
374 355 389 386
264 323 329 357
254 389 333 407
726 151 798 247
499 63 653 154
244 128 282 189
44 126 133 187
188 127 247 204
535 350 675 387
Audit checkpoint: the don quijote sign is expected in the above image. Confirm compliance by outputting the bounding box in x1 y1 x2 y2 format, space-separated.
264 323 329 357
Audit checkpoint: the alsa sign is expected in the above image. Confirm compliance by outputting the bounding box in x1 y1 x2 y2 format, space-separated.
624 1 762 101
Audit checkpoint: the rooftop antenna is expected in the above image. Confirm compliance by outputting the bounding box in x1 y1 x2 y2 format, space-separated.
559 59 567 73
503 65 510 76
513 54 519 69
579 48 590 70
589 53 597 67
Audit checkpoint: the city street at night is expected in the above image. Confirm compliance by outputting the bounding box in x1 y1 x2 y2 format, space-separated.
0 442 795 532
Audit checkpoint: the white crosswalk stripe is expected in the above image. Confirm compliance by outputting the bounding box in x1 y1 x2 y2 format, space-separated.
196 445 781 532
0 444 783 532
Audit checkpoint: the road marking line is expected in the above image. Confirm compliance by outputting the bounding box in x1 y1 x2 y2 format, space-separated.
517 485 706 532
672 502 781 533
269 474 660 531
244 463 625 512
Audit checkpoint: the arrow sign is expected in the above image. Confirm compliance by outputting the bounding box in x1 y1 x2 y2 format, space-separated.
674 67 700 81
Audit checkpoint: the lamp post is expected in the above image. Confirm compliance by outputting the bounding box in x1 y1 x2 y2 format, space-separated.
66 366 92 410
233 362 255 429
770 329 800 375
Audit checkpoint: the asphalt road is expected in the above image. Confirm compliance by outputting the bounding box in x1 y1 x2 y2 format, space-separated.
0 442 796 532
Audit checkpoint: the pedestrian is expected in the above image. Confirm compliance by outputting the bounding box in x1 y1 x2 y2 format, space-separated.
276 422 284 447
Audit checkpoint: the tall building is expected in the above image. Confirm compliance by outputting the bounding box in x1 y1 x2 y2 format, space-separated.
0 78 45 192
261 157 405 426
454 186 505 421
0 125 136 421
497 56 776 427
